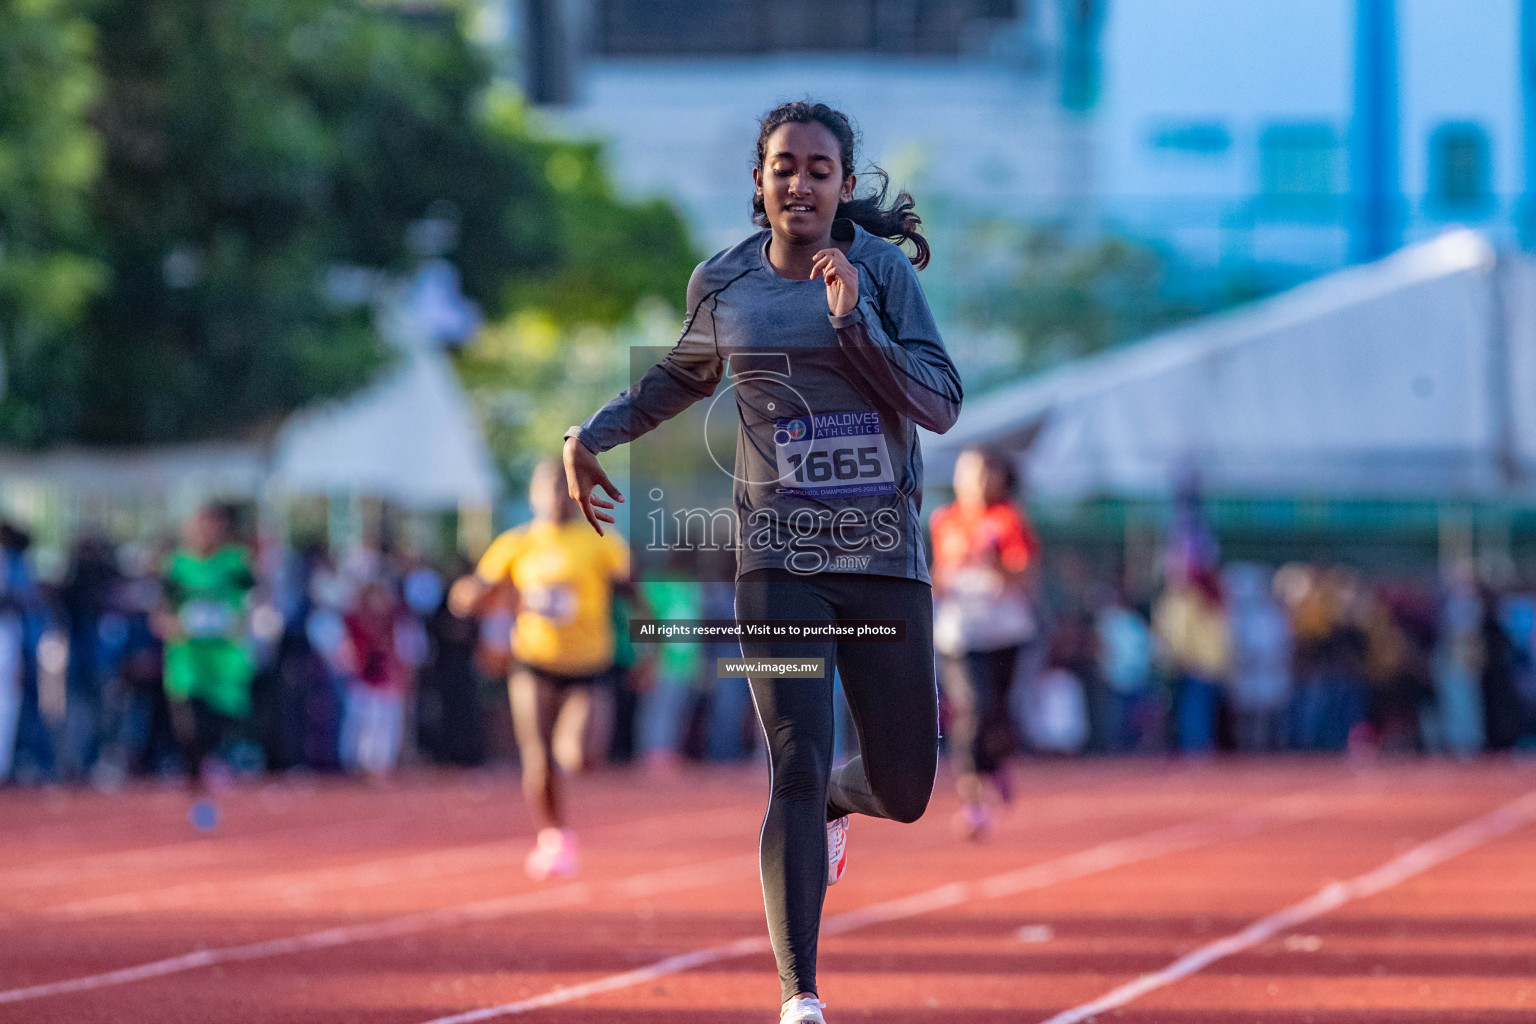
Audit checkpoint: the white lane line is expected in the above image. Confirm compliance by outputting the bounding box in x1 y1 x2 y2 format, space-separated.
0 783 512 883
415 936 778 1024
610 855 757 899
0 783 757 893
16 803 753 922
43 841 522 918
0 852 756 1006
0 811 404 891
1 789 539 892
411 791 1328 1024
9 772 1177 920
1037 788 1536 1024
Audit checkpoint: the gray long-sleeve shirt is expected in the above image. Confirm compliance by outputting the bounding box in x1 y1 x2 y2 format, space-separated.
573 222 962 583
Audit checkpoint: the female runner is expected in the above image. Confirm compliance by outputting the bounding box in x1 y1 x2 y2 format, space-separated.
930 449 1040 839
563 100 962 1024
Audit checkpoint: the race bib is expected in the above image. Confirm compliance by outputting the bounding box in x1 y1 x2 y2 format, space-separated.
180 599 236 640
523 584 578 626
773 410 896 498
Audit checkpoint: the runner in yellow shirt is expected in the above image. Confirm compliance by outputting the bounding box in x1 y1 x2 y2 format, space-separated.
449 460 632 878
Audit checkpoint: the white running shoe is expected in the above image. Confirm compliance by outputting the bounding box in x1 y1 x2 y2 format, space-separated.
524 827 579 880
780 994 827 1023
826 815 850 886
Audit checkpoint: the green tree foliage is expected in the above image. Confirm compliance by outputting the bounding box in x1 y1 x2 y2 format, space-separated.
455 298 683 488
456 95 696 483
0 0 105 442
0 0 696 447
479 91 695 328
959 226 1213 383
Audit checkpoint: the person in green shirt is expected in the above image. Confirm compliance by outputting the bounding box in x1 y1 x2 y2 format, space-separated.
157 504 256 825
637 578 703 773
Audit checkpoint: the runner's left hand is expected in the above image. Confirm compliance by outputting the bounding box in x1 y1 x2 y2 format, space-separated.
811 248 858 318
447 575 487 618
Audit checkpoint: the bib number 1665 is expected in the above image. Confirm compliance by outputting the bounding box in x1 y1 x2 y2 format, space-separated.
786 446 883 483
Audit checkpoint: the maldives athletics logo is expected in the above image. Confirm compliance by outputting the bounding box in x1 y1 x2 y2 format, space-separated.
774 418 808 446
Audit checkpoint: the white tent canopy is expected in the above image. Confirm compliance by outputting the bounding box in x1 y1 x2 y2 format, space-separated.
0 442 267 498
926 229 1536 503
270 344 497 509
270 264 496 509
0 346 496 510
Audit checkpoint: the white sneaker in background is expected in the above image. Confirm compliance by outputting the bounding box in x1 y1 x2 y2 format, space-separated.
780 994 827 1023
826 815 850 886
524 827 579 880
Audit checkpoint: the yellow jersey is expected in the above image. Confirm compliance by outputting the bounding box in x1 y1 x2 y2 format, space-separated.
1153 586 1231 681
476 519 629 677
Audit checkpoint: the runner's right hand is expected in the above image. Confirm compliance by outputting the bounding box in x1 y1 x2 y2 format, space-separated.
563 435 624 535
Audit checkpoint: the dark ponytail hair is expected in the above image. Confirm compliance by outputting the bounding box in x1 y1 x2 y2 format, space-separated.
752 100 930 270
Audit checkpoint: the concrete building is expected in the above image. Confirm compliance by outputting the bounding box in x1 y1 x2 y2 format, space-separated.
490 2 1097 256
493 0 1536 293
1097 0 1531 287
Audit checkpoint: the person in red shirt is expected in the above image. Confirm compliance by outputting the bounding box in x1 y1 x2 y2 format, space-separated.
340 579 410 777
930 449 1039 839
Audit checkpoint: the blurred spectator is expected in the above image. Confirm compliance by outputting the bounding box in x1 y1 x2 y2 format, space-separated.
0 578 21 780
1328 568 1372 750
1287 566 1370 751
637 576 703 774
1362 582 1434 752
1019 664 1091 755
704 580 754 761
419 554 487 767
1500 591 1536 747
262 542 324 771
1479 587 1522 751
302 555 352 769
1431 566 1485 755
1224 563 1292 752
1153 566 1230 754
1047 598 1103 752
339 579 412 777
21 496 1536 792
402 556 446 623
1094 587 1156 752
2 521 54 782
605 588 642 764
115 544 175 775
57 536 120 782
931 449 1039 837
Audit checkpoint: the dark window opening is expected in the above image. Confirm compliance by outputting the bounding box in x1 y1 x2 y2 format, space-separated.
590 0 1023 57
1430 123 1492 214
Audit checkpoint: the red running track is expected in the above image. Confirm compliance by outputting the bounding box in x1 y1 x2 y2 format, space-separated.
2 758 1535 1023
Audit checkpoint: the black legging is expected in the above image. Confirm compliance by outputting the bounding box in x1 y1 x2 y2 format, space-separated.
736 569 939 1003
169 697 236 788
938 646 1021 778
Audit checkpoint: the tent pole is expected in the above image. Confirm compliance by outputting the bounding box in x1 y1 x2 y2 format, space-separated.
1438 504 1473 582
1487 250 1518 492
1477 506 1514 586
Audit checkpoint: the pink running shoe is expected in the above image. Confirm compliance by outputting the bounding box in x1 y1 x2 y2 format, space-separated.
827 816 850 886
951 802 993 842
524 828 579 880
